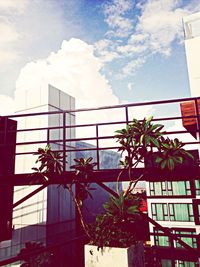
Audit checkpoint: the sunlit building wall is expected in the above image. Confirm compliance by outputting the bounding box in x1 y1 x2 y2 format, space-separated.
183 11 200 97
0 85 76 260
144 12 200 266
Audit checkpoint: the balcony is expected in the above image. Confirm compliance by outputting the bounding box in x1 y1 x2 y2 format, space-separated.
0 96 200 266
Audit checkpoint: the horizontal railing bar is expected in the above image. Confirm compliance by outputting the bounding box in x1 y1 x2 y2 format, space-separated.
2 167 200 186
4 96 200 119
9 114 200 133
15 139 200 156
150 232 198 238
14 129 200 147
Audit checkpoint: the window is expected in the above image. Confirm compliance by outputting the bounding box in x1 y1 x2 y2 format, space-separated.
162 259 196 267
169 204 194 222
161 259 172 267
177 260 196 267
151 203 194 222
151 203 169 221
149 181 192 196
150 181 167 196
175 230 197 249
154 230 170 247
195 180 200 195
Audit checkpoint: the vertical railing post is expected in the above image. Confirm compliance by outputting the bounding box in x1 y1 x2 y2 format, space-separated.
96 124 100 170
194 98 200 151
47 128 50 146
125 106 129 124
63 111 66 171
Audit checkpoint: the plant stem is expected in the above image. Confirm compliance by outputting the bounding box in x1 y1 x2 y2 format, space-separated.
66 184 92 240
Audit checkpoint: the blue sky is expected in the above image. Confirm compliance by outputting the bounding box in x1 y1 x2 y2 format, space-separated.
0 0 200 114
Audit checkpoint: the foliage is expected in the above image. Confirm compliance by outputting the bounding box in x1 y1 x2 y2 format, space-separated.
70 157 97 203
155 137 194 170
19 242 52 267
89 193 142 248
115 116 164 169
32 116 193 249
115 117 193 171
32 145 63 181
87 117 193 248
70 157 97 178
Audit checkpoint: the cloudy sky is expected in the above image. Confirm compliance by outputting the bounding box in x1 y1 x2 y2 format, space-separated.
0 0 200 114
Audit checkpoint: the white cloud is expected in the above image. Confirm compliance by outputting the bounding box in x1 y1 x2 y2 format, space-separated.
127 82 133 91
0 20 19 43
97 0 198 77
0 95 14 115
0 0 83 97
15 38 119 109
0 0 28 13
0 0 29 65
135 0 190 55
0 19 20 64
14 38 154 145
95 39 121 62
120 57 146 78
103 0 134 38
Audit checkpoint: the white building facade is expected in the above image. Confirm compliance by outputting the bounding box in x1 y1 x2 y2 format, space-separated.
0 85 76 263
145 12 200 267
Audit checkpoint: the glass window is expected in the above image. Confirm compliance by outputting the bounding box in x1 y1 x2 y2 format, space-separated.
150 182 155 196
154 230 170 247
195 180 200 195
177 260 195 267
169 204 194 222
152 203 194 222
151 203 169 221
149 181 191 196
162 259 172 267
175 230 197 249
168 181 191 196
150 182 161 195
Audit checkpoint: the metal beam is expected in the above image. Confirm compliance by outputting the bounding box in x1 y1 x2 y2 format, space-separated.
13 183 48 209
1 167 200 186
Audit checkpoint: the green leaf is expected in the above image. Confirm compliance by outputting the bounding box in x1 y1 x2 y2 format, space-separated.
183 151 194 160
127 206 138 214
151 124 164 131
167 158 175 171
161 160 167 169
150 137 160 148
155 157 163 163
174 156 183 164
162 143 170 149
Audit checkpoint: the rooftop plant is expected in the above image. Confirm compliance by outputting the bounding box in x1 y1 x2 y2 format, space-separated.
32 116 193 249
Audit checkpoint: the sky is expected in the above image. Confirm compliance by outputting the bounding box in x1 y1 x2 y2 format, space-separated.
0 0 200 115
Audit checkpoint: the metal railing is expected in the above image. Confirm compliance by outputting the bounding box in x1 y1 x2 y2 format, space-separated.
0 96 200 266
2 96 200 173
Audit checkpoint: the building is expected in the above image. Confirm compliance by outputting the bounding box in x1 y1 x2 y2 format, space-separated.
0 85 76 263
183 11 200 97
144 12 200 267
0 86 122 264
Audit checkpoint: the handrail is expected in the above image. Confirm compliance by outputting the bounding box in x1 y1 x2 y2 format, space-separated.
3 96 200 118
